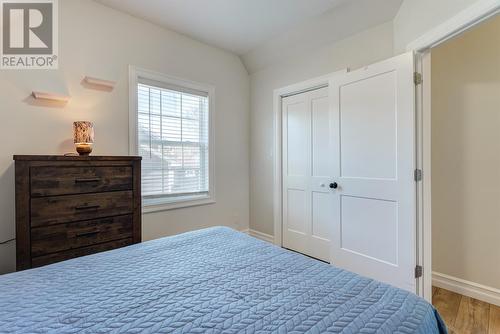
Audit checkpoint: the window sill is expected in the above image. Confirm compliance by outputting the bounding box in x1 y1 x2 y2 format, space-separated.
142 194 215 214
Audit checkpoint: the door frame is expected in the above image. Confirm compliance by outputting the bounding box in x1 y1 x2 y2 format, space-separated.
273 69 347 248
271 0 499 301
410 0 499 302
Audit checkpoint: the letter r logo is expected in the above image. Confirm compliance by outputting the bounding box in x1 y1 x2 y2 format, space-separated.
2 2 53 54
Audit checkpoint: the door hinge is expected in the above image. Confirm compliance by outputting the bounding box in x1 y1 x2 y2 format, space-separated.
414 72 422 85
415 265 423 278
414 169 423 182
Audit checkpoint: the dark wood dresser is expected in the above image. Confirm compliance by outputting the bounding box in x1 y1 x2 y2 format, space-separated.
13 155 142 270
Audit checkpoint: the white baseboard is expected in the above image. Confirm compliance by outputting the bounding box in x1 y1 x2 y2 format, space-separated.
242 229 275 244
433 272 500 307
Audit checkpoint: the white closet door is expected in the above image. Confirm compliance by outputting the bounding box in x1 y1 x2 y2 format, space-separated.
330 52 416 292
282 87 333 262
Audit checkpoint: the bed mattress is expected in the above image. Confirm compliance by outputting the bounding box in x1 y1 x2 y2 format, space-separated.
0 227 446 333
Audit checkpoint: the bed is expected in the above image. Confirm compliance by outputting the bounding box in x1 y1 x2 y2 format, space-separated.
0 227 446 333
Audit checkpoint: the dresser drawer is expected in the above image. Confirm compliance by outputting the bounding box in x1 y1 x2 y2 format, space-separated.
31 191 134 227
15 155 141 271
31 238 133 268
31 215 133 257
31 166 133 197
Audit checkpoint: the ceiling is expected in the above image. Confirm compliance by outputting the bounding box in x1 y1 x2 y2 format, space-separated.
95 0 352 55
96 0 404 72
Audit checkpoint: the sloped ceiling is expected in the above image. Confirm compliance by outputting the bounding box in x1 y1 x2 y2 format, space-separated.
96 0 403 73
95 0 349 55
243 0 403 73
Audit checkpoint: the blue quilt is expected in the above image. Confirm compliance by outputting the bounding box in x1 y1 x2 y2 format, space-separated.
0 227 446 333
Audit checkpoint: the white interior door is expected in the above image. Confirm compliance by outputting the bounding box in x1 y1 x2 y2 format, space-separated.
282 87 333 262
330 52 417 292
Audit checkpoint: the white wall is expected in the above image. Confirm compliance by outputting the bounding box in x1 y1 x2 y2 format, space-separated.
249 22 395 235
248 0 492 238
0 0 250 274
393 0 484 53
431 16 500 289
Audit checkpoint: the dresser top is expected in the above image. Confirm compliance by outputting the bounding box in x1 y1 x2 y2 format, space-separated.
13 155 142 161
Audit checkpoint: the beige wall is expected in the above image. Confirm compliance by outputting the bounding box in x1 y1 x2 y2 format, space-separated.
431 16 500 289
0 0 250 274
249 22 395 235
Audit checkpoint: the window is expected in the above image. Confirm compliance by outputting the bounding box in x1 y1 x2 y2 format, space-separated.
129 67 215 212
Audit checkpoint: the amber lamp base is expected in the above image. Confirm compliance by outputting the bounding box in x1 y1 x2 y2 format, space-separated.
76 143 93 156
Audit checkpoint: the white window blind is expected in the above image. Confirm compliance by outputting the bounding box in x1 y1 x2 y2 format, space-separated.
137 78 209 200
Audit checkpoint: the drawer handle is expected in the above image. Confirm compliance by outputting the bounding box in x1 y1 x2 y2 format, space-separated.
75 177 101 183
76 230 100 238
75 205 101 211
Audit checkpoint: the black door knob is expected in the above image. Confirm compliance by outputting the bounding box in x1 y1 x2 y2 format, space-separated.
329 182 338 189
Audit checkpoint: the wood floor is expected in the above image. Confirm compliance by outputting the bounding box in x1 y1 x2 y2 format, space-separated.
432 287 500 334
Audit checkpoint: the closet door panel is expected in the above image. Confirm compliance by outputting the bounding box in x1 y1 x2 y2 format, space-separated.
282 87 332 262
330 52 416 292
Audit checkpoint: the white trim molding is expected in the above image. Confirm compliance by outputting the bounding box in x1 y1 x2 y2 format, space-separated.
407 0 500 51
247 230 275 244
241 229 275 244
414 51 433 303
433 272 500 307
128 65 216 213
410 1 499 304
142 196 215 213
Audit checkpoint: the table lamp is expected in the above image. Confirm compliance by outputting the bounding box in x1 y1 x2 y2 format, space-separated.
73 121 94 156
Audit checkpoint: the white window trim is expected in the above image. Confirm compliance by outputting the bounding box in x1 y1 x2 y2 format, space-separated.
129 66 216 213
